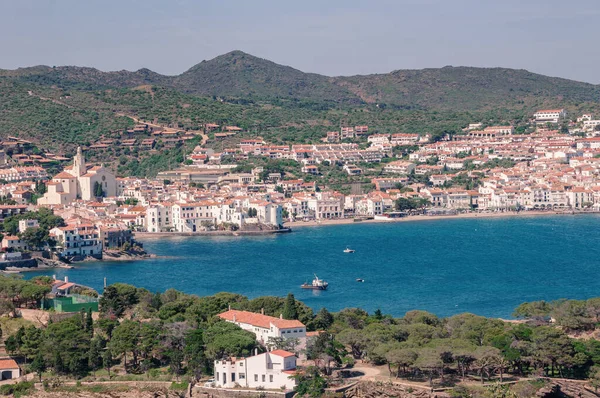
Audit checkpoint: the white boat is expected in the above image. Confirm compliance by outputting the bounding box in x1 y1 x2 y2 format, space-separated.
343 247 355 253
301 274 329 290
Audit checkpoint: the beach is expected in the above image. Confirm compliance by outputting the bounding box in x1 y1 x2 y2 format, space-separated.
284 209 596 228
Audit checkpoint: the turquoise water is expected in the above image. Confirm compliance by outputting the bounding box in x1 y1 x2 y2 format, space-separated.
24 215 600 318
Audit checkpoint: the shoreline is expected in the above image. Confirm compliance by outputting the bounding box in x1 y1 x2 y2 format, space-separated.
134 228 291 239
284 210 598 228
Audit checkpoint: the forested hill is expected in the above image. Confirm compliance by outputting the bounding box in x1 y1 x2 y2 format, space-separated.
3 50 600 110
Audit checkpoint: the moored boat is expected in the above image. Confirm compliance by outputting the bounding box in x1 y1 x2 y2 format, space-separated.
301 274 329 290
343 247 355 253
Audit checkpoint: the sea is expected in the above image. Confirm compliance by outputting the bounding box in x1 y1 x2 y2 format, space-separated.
23 214 600 319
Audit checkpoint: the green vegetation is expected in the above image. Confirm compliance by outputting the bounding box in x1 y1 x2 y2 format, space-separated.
2 51 600 177
4 277 600 394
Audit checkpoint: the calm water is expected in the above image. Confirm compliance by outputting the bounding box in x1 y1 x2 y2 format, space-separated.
25 215 600 318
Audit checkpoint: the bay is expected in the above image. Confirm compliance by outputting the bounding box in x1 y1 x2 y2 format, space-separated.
24 215 600 318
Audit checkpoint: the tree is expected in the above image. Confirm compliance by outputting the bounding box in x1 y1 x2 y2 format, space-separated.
19 227 48 251
94 181 104 198
293 366 327 397
88 338 103 376
204 321 258 360
313 308 334 330
102 349 113 379
415 348 444 388
30 352 46 382
85 308 94 334
386 348 417 377
184 329 206 383
109 320 140 371
282 293 298 320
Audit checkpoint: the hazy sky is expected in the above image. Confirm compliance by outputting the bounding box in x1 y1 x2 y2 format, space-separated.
1 0 598 83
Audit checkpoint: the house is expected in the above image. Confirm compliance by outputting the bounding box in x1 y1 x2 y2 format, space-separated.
49 224 102 260
0 205 28 221
534 109 567 124
213 350 297 390
218 309 306 345
384 161 416 175
0 359 20 380
1 236 28 251
18 219 39 233
343 165 362 175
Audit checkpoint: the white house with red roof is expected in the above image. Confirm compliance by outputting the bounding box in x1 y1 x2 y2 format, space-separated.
213 349 297 390
218 309 306 345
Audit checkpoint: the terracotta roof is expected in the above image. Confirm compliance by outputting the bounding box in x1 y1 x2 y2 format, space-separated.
53 172 76 179
270 350 296 358
0 359 18 369
56 282 75 290
218 310 305 329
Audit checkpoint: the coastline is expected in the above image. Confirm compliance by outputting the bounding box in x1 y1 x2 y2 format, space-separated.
283 210 598 228
134 228 291 239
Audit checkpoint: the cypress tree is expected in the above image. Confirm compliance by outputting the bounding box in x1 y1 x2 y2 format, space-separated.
282 293 298 320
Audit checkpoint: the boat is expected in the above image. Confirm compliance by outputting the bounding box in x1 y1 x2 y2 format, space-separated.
301 274 329 290
343 247 355 253
356 278 364 282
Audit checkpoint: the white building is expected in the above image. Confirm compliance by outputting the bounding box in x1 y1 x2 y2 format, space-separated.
38 147 117 205
384 161 416 175
49 224 102 259
533 109 567 124
213 350 297 390
18 219 39 233
218 309 306 345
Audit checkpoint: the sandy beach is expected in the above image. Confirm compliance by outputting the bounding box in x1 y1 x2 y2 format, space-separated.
284 210 598 228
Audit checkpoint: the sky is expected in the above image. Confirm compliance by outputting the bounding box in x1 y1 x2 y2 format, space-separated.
1 0 599 83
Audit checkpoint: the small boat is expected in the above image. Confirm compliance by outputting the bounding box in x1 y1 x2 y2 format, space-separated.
301 274 329 290
343 247 355 253
356 278 364 282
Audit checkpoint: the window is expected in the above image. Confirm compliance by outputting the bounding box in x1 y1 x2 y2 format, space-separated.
239 373 245 379
216 373 219 381
231 373 235 382
262 375 266 382
254 374 258 382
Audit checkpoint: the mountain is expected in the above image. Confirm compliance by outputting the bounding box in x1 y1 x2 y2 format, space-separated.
3 50 599 111
171 51 360 104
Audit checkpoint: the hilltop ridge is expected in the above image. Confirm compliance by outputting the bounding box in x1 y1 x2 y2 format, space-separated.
2 50 599 110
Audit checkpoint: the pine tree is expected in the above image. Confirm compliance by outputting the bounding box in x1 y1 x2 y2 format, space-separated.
102 349 113 379
30 352 46 382
282 293 298 320
85 308 93 334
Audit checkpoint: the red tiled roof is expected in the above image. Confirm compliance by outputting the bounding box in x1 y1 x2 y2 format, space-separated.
270 350 296 358
0 359 18 369
218 310 305 329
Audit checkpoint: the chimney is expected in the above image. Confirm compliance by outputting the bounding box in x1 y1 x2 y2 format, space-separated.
52 274 56 280
64 276 68 283
280 313 283 319
261 308 264 315
228 304 231 311
233 314 236 322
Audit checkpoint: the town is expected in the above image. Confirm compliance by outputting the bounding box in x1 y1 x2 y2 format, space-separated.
0 108 599 265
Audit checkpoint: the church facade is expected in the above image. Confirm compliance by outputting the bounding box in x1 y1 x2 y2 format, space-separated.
38 147 116 205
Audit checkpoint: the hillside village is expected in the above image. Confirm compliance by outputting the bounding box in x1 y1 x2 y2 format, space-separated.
1 108 600 263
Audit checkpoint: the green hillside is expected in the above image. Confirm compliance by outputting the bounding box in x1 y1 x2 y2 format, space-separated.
1 50 600 177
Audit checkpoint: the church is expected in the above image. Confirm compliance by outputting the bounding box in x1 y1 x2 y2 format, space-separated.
38 147 117 205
